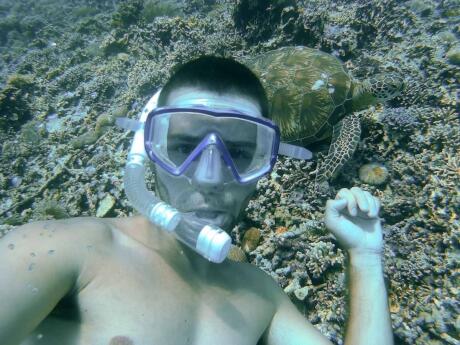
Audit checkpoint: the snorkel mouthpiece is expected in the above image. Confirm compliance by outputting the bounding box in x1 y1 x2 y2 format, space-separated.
121 90 231 263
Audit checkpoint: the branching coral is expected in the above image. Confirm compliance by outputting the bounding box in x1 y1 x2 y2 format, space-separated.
304 241 344 280
378 107 421 135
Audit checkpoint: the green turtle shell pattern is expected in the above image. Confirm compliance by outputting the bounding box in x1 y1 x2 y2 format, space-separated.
244 46 353 145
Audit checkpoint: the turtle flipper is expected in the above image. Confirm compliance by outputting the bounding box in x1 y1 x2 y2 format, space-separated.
315 113 361 189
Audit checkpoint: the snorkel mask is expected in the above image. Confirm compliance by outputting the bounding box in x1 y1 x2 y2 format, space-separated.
117 90 312 263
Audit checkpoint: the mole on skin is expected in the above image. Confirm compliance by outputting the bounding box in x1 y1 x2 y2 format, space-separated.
108 335 134 345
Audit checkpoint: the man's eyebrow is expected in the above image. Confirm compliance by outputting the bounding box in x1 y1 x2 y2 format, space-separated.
170 134 256 147
169 133 201 141
227 140 256 147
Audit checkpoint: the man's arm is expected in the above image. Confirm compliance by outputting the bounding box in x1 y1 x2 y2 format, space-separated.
344 251 393 345
0 217 112 345
325 187 394 345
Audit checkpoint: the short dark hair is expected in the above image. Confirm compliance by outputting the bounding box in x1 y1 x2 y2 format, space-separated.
158 56 269 117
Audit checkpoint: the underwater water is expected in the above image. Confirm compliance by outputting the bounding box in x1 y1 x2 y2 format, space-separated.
0 0 458 344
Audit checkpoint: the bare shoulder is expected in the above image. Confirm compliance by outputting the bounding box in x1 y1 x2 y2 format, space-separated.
0 217 115 344
1 216 114 253
0 217 115 290
226 260 285 304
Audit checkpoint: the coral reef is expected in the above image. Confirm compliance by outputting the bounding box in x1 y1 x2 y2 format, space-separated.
141 0 183 22
0 74 35 128
358 162 390 186
111 0 144 29
33 199 69 220
227 244 248 262
242 227 261 253
0 0 458 344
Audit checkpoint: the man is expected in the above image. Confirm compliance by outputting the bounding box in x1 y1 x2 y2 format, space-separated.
0 56 393 345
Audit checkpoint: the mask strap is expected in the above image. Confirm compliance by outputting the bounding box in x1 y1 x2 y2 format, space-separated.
279 142 313 160
116 117 143 132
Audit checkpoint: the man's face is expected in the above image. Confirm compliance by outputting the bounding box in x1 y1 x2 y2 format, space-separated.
153 87 263 231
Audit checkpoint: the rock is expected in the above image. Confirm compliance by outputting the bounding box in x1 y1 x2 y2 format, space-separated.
96 194 116 217
446 45 460 65
390 300 401 313
45 114 65 133
284 277 301 295
294 286 309 301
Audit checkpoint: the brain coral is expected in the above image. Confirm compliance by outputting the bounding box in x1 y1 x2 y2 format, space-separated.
359 162 390 185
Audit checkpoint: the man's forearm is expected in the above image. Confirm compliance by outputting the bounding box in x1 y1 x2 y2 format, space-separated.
344 251 394 345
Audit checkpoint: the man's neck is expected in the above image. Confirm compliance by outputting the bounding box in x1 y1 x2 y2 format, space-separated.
126 215 218 278
175 240 218 278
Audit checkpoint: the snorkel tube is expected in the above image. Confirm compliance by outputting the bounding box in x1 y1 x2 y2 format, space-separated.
121 90 231 263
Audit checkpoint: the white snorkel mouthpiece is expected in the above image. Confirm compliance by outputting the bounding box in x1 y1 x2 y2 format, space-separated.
119 90 231 263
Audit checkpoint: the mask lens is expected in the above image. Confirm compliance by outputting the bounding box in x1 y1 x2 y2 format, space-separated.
146 110 278 181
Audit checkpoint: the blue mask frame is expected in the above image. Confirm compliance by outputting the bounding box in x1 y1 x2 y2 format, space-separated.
144 106 281 184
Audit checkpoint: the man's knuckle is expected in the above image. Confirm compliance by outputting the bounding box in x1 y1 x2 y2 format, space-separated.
337 188 349 195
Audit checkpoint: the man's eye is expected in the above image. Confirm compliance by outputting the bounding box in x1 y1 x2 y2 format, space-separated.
170 143 195 155
230 147 252 159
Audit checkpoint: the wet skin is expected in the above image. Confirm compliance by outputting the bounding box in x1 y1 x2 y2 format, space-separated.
8 216 277 345
109 336 134 345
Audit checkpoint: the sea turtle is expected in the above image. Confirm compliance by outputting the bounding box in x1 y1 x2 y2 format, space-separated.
242 46 403 188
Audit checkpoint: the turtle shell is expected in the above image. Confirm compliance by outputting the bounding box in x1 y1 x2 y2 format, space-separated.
244 46 352 145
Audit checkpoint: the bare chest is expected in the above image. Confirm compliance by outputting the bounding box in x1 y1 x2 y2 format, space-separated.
23 245 274 345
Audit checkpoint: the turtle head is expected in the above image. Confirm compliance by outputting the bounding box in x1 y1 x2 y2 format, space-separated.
351 73 404 111
366 73 404 101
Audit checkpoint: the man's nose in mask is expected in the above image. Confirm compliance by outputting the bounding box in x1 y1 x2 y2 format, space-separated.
191 143 233 189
